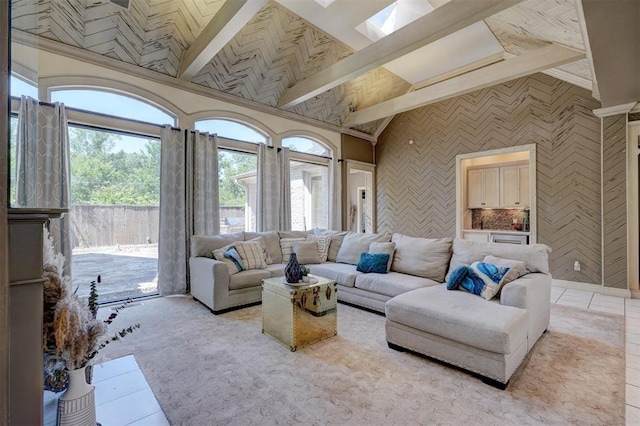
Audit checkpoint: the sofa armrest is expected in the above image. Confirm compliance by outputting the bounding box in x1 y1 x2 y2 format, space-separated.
189 256 230 312
500 272 551 350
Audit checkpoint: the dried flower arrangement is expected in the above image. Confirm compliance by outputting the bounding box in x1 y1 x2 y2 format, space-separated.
42 231 140 392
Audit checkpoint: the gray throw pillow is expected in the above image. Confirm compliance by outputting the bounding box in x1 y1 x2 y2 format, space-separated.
293 241 322 264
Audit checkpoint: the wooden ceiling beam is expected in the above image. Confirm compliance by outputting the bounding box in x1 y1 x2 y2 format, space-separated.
342 44 585 127
276 0 524 109
178 0 268 81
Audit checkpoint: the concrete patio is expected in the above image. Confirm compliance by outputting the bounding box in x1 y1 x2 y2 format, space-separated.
72 243 158 304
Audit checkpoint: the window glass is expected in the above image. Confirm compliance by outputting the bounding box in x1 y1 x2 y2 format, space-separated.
67 125 161 303
290 161 329 231
282 136 330 157
218 150 258 233
51 89 175 125
195 119 267 143
10 75 38 98
8 115 18 205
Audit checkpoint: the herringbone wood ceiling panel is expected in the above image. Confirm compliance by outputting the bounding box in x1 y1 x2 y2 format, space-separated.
376 74 604 284
485 0 591 79
192 2 410 129
11 0 225 76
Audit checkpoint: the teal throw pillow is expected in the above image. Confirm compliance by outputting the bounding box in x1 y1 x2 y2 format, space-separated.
223 246 245 272
446 265 468 290
457 262 511 300
356 253 390 274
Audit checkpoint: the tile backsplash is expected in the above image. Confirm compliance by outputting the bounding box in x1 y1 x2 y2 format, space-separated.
471 209 527 230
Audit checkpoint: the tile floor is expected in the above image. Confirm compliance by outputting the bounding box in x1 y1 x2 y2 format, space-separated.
550 286 640 426
44 355 168 426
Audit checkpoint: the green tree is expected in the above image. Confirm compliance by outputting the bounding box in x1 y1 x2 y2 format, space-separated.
219 151 256 206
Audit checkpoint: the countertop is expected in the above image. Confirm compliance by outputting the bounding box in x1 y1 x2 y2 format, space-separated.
463 229 530 235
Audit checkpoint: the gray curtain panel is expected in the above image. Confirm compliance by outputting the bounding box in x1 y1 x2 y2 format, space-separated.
158 127 220 295
192 131 220 236
15 96 72 275
158 126 188 295
257 144 291 232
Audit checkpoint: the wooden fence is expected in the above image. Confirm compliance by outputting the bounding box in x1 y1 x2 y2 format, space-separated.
70 205 245 248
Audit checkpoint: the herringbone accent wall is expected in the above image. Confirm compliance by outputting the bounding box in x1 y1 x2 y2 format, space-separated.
376 74 608 284
602 115 627 289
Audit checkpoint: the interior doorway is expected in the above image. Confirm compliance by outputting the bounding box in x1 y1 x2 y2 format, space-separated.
344 160 375 233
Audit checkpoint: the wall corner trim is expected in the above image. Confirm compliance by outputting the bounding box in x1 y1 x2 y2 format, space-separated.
593 102 637 118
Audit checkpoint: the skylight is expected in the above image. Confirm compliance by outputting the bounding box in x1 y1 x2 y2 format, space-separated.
356 0 435 43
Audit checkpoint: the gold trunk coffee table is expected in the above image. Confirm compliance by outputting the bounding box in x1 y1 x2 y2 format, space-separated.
262 275 337 351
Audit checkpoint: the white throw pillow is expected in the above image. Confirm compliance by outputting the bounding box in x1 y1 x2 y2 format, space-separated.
482 255 528 285
246 236 272 265
307 234 331 262
235 241 268 270
336 232 392 265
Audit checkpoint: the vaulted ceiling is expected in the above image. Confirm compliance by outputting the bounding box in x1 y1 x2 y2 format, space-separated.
10 0 607 137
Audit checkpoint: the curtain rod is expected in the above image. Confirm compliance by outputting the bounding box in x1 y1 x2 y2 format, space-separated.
10 95 183 131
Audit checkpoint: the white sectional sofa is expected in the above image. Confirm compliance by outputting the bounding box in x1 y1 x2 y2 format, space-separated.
188 229 551 387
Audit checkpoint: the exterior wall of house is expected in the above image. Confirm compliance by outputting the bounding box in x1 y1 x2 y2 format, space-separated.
375 73 618 286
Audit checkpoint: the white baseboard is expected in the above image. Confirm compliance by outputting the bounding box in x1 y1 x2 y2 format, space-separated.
552 279 631 299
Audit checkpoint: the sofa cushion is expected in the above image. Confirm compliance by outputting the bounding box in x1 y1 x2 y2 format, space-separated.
385 285 528 354
293 241 322 264
235 241 268 270
369 242 395 272
307 262 362 287
390 234 452 282
229 269 271 290
191 232 244 258
264 263 285 278
336 232 392 265
355 272 439 298
356 253 390 274
244 231 281 264
447 238 551 281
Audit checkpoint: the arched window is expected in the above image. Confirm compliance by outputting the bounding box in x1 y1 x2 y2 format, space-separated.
194 118 264 233
195 119 268 144
10 74 38 98
50 89 175 125
282 136 330 157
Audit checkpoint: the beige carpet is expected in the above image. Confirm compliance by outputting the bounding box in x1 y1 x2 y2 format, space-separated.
98 296 625 425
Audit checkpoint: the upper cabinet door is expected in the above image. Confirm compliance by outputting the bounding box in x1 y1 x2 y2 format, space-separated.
467 169 485 208
500 164 530 207
500 166 520 207
483 167 500 208
468 167 500 208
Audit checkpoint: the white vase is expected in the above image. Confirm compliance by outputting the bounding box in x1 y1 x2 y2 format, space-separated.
56 366 97 426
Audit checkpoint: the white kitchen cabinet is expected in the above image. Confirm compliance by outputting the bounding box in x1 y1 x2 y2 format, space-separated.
467 167 499 208
500 164 529 208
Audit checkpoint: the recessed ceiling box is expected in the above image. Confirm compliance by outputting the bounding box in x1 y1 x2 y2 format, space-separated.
109 0 130 10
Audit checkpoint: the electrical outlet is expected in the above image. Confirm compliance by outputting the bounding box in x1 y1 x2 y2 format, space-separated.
574 261 581 271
